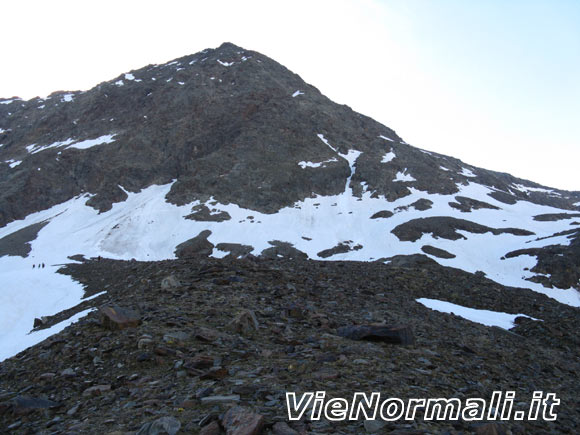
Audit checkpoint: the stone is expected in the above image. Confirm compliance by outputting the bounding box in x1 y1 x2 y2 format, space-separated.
10 396 61 415
161 275 181 289
421 245 456 259
473 422 506 435
200 395 241 404
60 368 76 377
33 316 49 328
222 406 264 435
272 422 299 435
227 309 259 336
336 324 414 345
67 403 80 416
370 210 393 219
183 354 214 370
138 338 154 349
200 420 222 435
99 305 141 330
82 384 112 397
137 416 182 435
38 372 56 380
163 331 191 345
364 419 387 433
174 230 214 258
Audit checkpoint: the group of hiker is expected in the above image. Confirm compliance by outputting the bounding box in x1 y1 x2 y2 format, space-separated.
32 263 46 269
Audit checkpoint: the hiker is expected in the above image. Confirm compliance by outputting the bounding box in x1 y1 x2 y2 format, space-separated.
42 263 45 268
33 264 35 269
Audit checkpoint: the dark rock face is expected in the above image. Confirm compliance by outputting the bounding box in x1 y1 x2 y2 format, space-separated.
261 240 307 260
336 324 414 345
174 230 214 258
392 216 534 242
369 210 393 219
533 213 580 222
449 196 500 212
1 42 578 230
395 198 433 212
185 204 231 222
505 229 580 289
0 221 49 257
421 245 456 259
99 305 141 330
317 241 362 258
215 242 254 258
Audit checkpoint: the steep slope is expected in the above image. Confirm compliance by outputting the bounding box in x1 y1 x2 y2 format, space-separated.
0 43 579 362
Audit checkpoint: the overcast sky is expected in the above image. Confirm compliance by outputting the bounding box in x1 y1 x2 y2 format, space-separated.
2 0 578 190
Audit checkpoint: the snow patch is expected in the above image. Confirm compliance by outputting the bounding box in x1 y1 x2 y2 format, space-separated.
114 80 124 87
417 298 539 330
317 134 337 153
27 138 75 154
62 94 74 102
393 170 416 182
217 59 234 67
124 73 135 81
26 135 116 154
292 90 304 97
512 183 557 195
5 159 22 168
379 135 394 142
461 167 477 178
67 134 116 150
298 158 338 169
381 151 396 163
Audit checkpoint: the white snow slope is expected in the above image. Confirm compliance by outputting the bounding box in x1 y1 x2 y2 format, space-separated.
1 135 579 361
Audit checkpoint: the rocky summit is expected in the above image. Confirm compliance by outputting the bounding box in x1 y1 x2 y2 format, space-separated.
0 43 579 433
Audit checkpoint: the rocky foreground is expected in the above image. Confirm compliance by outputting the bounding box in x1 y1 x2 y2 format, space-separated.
1 255 579 434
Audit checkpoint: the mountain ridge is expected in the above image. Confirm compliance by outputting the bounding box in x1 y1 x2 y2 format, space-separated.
1 42 578 229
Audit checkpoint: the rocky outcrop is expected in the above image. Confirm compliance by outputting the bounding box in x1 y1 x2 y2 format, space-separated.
392 216 534 242
174 230 214 258
316 241 363 258
421 244 456 259
505 229 580 289
1 43 578 229
0 221 49 258
449 196 500 212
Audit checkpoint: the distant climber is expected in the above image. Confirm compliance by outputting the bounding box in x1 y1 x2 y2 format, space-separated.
33 264 35 269
42 263 45 268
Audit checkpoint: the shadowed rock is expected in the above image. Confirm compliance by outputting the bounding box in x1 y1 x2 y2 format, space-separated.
175 230 214 258
449 196 500 212
261 240 307 260
370 210 393 219
317 241 362 258
0 221 49 258
222 406 264 435
185 204 231 222
392 216 534 242
421 245 456 259
337 324 414 345
99 305 141 330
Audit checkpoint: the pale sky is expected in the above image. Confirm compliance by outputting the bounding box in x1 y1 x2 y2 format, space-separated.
1 0 578 190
